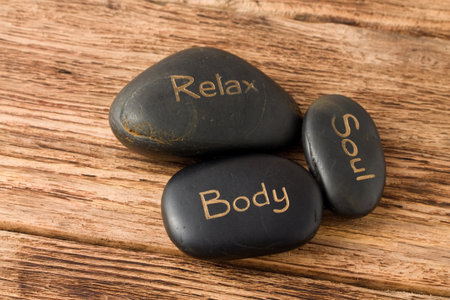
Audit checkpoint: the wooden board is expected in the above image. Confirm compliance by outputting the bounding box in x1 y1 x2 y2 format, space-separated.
4 230 447 299
1 0 449 298
167 0 450 38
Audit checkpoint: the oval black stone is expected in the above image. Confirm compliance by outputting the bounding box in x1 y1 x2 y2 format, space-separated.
161 154 323 259
109 47 302 157
302 95 386 218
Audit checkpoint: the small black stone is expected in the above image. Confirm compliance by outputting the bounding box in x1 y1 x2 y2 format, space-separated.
109 47 302 157
161 154 323 259
302 95 386 218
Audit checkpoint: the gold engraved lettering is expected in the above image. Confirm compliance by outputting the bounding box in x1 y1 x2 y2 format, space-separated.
331 113 376 182
356 174 376 181
342 138 358 157
242 80 258 93
199 81 216 97
252 183 270 207
199 190 230 220
171 75 200 102
350 158 366 173
272 187 289 213
331 113 360 138
225 80 242 95
215 73 225 96
233 196 250 212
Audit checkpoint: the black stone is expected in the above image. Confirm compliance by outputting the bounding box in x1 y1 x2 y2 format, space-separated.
109 47 302 157
161 154 323 259
302 95 386 218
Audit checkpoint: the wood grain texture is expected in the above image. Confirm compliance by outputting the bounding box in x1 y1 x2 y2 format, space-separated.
167 0 450 39
1 0 449 298
3 230 446 300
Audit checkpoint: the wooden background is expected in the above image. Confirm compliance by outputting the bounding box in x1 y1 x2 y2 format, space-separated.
1 0 449 299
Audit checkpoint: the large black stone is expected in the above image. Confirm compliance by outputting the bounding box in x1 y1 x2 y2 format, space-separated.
302 95 385 218
161 154 323 259
109 47 302 157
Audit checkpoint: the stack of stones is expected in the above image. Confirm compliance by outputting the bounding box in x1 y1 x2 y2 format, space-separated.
109 47 385 260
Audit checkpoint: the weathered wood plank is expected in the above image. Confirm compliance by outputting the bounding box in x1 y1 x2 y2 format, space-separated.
0 0 449 297
166 0 450 38
0 230 445 300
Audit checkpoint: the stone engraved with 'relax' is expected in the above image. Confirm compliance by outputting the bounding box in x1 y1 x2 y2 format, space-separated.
109 47 302 157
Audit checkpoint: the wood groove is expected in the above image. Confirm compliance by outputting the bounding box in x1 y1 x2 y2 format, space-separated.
163 0 450 39
0 230 445 299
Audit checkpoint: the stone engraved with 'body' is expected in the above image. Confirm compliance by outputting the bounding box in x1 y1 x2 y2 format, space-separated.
199 182 289 220
171 73 258 102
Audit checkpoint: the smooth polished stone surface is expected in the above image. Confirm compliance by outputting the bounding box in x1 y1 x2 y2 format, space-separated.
302 94 385 218
109 47 302 157
161 154 323 259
